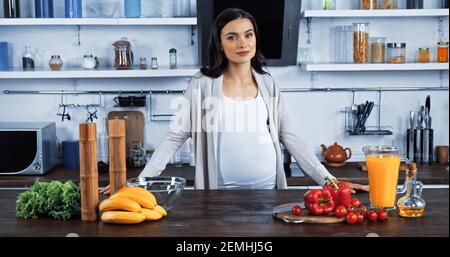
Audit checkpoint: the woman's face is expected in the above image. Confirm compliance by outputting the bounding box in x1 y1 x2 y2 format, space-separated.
220 18 257 65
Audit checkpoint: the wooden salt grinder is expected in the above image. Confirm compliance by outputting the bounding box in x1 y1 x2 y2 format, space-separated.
108 119 127 195
79 123 99 221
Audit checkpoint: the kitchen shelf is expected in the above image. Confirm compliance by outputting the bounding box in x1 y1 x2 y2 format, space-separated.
0 18 197 26
0 66 200 79
302 63 449 72
346 127 393 136
302 9 449 18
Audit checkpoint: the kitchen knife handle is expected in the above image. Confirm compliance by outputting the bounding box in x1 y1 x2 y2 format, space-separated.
429 129 434 165
420 129 425 165
413 129 418 163
406 129 411 160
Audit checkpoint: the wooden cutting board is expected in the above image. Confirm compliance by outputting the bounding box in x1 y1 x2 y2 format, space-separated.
107 111 145 160
273 203 345 224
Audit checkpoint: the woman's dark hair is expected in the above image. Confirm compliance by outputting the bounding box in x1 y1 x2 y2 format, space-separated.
200 8 267 78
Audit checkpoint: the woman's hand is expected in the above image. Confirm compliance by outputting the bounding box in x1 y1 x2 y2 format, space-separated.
100 185 111 195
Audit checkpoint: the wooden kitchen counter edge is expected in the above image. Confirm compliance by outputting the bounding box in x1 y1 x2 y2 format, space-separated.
0 189 448 237
0 162 448 188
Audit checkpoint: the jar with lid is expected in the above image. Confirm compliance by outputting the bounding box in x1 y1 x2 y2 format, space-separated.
437 42 449 63
82 54 97 69
113 37 133 70
370 37 386 63
139 57 147 70
22 45 35 70
49 55 63 71
169 48 177 69
387 43 406 63
361 0 377 9
353 23 370 64
417 47 430 63
379 0 398 9
150 57 159 69
322 0 336 10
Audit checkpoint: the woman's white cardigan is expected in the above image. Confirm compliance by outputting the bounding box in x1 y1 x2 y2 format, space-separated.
140 69 335 189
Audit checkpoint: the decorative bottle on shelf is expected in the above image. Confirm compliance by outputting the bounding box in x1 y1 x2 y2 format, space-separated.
65 0 83 18
22 45 35 71
397 162 426 218
4 0 20 18
124 0 141 18
35 0 54 18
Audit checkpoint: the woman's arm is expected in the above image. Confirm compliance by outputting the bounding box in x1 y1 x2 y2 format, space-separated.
276 88 335 187
139 83 194 178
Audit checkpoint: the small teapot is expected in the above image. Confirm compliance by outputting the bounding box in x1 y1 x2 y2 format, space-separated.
321 142 352 164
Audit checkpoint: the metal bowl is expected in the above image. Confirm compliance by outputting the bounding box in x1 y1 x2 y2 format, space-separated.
127 176 186 210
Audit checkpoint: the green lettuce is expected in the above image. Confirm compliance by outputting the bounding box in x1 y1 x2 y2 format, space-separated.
16 180 81 220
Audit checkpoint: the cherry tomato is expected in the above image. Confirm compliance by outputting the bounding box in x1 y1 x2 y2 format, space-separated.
356 212 365 223
346 212 358 224
291 205 302 216
351 198 362 208
335 205 348 218
359 205 368 217
367 210 378 222
377 209 389 221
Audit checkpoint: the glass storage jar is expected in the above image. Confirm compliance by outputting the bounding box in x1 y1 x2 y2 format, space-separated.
49 55 63 71
370 37 386 63
387 43 406 63
417 47 430 63
139 57 147 69
335 25 354 63
437 42 449 63
150 57 159 69
322 0 336 10
353 22 370 64
379 0 398 9
361 0 377 9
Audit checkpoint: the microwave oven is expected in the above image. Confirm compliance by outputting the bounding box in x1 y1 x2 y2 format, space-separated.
0 122 57 175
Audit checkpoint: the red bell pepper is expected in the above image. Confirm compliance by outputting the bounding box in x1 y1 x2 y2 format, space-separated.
323 178 351 208
304 189 335 216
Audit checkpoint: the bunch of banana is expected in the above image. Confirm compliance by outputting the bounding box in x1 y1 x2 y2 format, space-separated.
99 186 167 224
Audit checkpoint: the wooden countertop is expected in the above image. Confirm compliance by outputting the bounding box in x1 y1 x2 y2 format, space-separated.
0 162 447 188
0 189 448 237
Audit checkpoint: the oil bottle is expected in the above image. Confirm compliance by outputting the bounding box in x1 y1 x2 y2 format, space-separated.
397 162 426 218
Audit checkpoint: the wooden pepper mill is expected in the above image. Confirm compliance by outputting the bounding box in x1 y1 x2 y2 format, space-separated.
79 123 99 221
108 119 127 195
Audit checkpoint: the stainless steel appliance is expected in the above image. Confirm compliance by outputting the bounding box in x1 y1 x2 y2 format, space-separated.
0 122 57 175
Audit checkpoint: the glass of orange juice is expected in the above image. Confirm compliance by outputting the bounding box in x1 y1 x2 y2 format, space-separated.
363 146 405 210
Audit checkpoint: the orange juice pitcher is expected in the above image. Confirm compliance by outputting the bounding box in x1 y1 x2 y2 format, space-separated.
363 146 405 210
